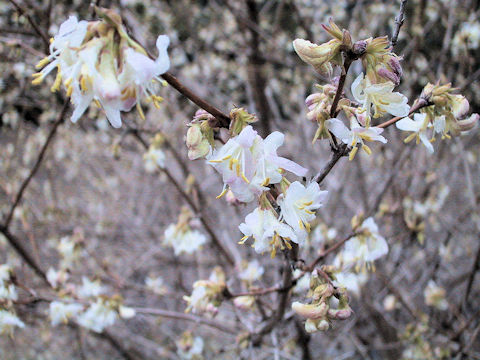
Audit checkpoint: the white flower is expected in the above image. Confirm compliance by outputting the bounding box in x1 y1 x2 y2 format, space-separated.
336 217 388 270
164 225 207 256
208 126 307 203
76 300 118 333
143 147 166 173
118 306 136 319
424 280 448 310
177 334 204 360
145 276 167 295
238 207 297 255
57 236 80 269
49 301 83 326
334 272 368 297
238 260 264 282
278 182 328 241
325 118 387 160
77 277 104 299
33 15 170 128
0 265 12 283
0 310 25 335
0 284 17 301
351 73 410 119
46 267 69 288
395 113 434 154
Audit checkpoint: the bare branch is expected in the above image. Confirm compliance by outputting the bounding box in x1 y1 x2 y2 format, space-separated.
391 0 408 49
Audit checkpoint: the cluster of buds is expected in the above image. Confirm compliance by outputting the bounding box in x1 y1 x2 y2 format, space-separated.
362 36 403 85
186 110 215 160
292 269 352 333
421 83 479 137
183 267 226 315
396 83 478 153
305 83 342 142
163 207 207 256
32 8 170 128
293 19 353 77
229 107 258 136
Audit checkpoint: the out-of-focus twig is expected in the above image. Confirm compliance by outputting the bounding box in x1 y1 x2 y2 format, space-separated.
391 0 408 49
134 307 237 334
8 0 50 50
3 101 69 228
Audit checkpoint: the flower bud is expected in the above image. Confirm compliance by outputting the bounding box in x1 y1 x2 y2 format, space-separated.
457 113 479 132
451 95 470 119
327 307 352 320
352 40 367 56
292 301 329 319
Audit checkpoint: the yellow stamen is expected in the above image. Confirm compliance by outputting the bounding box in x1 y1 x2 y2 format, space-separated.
304 209 314 215
240 172 250 184
298 220 305 230
238 235 249 244
349 146 358 161
35 57 51 69
305 222 311 233
80 76 88 92
94 99 101 108
66 85 73 97
136 102 146 120
31 72 43 78
64 78 73 87
216 188 228 199
404 133 416 144
261 177 270 186
31 75 44 85
50 69 62 93
284 239 292 250
362 144 372 155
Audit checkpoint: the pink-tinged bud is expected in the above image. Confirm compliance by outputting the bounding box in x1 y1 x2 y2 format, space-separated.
352 40 367 56
377 67 400 85
193 109 214 122
327 307 353 320
292 301 329 319
451 95 470 119
457 113 479 132
388 56 403 78
305 93 322 107
225 190 241 205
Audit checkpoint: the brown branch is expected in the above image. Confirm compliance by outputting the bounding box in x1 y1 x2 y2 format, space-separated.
8 0 50 50
305 232 357 272
161 72 231 128
464 242 480 305
0 225 47 283
391 0 408 49
4 101 69 228
377 98 430 128
251 258 293 345
313 144 349 184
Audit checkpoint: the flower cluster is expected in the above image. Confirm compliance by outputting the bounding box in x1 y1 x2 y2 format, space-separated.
396 83 478 153
32 8 170 128
208 125 308 203
334 217 389 272
295 20 410 160
176 331 204 360
183 267 226 315
292 269 353 333
0 265 24 336
163 207 208 256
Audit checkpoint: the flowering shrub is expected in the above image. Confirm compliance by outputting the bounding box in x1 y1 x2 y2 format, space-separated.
1 1 479 359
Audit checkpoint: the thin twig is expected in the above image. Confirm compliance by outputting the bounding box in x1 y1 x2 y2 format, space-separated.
3 101 69 228
8 0 50 50
391 0 408 49
377 98 429 128
134 307 237 334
